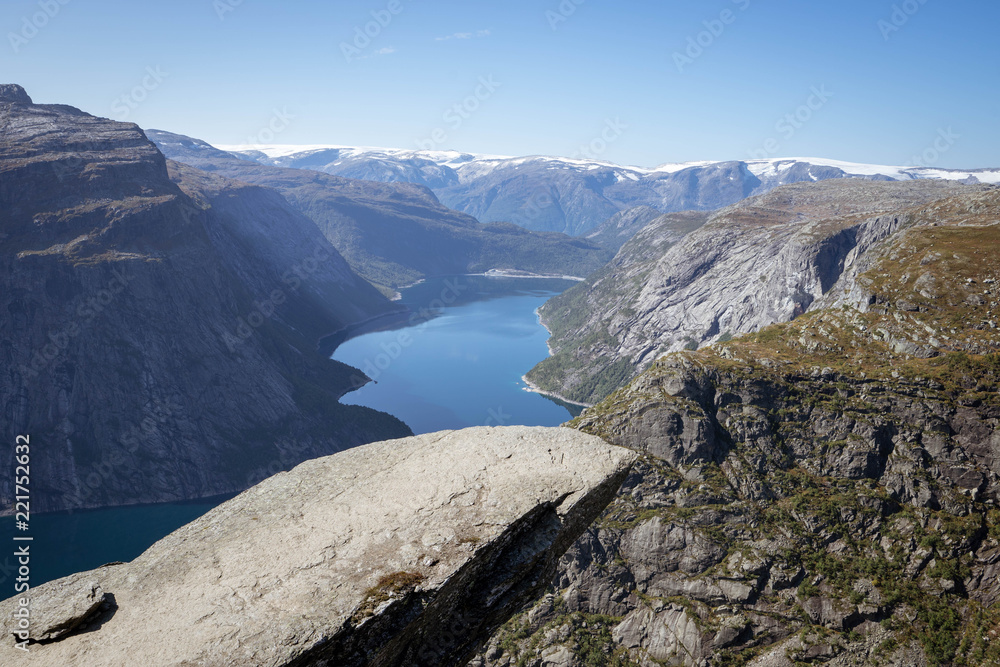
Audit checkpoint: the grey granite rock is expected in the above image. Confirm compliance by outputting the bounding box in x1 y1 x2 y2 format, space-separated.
0 83 32 104
0 426 636 667
529 179 992 405
478 200 1000 666
16 571 107 641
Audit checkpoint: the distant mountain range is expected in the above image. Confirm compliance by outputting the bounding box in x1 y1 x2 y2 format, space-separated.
150 132 612 291
220 142 1000 236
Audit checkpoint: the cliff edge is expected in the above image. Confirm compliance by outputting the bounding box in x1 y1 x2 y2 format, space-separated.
0 426 636 667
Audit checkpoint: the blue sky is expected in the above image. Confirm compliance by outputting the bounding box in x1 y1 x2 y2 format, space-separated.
2 0 997 168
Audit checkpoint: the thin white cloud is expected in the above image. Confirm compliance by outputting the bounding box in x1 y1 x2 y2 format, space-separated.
356 47 396 61
436 29 491 41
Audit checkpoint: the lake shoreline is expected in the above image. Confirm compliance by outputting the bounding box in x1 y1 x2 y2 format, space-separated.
520 374 593 409
472 269 586 281
334 275 583 434
524 307 592 409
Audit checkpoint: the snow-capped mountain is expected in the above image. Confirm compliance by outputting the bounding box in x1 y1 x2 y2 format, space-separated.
217 143 1000 236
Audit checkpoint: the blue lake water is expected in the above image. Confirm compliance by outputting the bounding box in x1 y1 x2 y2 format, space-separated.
1 275 576 587
0 495 234 592
333 275 582 434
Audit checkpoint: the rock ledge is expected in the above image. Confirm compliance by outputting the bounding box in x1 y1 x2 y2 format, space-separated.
0 426 636 667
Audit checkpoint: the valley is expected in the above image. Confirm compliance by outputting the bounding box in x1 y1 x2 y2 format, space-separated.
334 275 584 435
149 131 613 293
222 143 1000 236
1 60 998 666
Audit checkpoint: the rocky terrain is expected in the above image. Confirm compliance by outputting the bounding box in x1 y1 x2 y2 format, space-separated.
474 188 1000 666
149 131 612 292
226 144 1000 237
585 207 710 252
528 179 994 406
0 85 410 513
0 426 636 667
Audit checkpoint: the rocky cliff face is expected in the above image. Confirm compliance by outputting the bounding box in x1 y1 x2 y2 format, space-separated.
528 180 992 406
0 85 410 513
476 194 1000 666
585 207 709 252
0 426 636 667
148 130 612 291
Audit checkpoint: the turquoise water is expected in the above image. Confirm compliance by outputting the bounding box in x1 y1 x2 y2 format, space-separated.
333 275 581 434
1 274 576 587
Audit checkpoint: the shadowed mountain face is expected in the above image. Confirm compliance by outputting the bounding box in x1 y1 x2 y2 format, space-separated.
527 179 991 406
148 131 613 290
0 85 410 513
436 160 766 237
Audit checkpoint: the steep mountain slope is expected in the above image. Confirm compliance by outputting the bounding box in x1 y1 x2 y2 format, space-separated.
585 206 666 250
224 143 1000 237
528 180 990 406
477 189 1000 666
0 85 410 513
149 131 612 290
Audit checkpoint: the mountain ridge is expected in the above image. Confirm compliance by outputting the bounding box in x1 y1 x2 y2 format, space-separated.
149 130 613 291
526 179 994 406
219 142 1000 236
0 84 411 513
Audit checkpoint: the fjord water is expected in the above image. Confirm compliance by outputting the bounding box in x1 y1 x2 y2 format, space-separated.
0 495 234 591
3 275 576 587
333 275 583 434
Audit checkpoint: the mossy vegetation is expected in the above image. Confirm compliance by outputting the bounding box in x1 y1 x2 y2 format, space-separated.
352 571 425 623
493 606 639 667
488 213 1000 666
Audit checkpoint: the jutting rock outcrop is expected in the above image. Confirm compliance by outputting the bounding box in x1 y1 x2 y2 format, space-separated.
0 426 636 667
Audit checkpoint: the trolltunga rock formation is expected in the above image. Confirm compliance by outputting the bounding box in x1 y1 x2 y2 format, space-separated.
0 426 635 666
